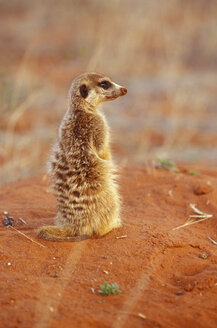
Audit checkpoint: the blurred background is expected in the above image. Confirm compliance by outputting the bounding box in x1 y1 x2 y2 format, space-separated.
0 0 216 184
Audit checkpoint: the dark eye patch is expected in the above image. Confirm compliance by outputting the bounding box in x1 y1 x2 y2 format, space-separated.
80 84 89 98
98 81 112 90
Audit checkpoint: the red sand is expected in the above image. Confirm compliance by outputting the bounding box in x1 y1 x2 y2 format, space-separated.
0 167 217 328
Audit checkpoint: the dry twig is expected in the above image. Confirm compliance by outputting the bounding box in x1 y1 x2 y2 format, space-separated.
138 313 146 320
189 204 212 218
207 236 217 245
8 226 46 248
116 235 127 239
173 204 213 231
18 217 27 224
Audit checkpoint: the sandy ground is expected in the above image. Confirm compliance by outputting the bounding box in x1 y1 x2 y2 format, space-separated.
0 166 217 328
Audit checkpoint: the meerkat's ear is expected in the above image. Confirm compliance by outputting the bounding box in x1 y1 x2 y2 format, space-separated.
80 84 89 99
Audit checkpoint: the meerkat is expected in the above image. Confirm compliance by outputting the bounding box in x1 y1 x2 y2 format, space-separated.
37 72 127 241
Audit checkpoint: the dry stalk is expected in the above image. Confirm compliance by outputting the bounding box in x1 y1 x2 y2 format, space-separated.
173 204 213 231
5 91 39 152
116 235 127 239
18 217 27 224
9 226 46 248
207 236 217 245
189 203 212 218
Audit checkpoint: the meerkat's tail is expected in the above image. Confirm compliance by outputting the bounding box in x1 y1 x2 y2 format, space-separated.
36 225 89 242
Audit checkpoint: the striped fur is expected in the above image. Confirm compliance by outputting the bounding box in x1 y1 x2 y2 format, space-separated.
37 72 127 241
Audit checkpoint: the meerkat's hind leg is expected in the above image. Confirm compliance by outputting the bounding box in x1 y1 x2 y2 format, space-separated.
36 225 89 242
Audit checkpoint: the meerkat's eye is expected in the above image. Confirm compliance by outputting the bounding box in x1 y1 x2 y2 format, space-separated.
98 81 112 90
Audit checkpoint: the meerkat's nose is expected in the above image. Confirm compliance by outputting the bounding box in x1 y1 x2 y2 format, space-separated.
120 87 127 95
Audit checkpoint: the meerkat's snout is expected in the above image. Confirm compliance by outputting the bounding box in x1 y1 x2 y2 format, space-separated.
102 81 127 102
112 82 127 98
120 87 127 95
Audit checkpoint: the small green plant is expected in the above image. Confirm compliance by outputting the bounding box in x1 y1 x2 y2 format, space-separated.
189 169 200 176
98 281 121 296
157 158 178 172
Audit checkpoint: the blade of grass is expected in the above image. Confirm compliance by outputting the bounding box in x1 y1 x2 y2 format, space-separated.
8 226 46 248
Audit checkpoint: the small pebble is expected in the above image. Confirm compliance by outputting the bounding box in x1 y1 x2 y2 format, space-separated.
91 288 95 294
103 270 109 275
3 216 14 227
49 307 54 312
3 211 8 215
7 262 12 266
184 283 194 292
199 252 208 259
176 291 183 296
194 184 213 195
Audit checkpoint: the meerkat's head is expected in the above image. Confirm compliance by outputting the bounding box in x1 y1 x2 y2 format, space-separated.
69 72 127 109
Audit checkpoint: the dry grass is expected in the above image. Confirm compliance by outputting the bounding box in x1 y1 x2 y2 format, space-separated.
8 226 46 248
0 0 217 183
207 236 217 245
172 204 213 231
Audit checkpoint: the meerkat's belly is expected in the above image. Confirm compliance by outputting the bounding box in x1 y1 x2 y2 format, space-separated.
51 149 119 231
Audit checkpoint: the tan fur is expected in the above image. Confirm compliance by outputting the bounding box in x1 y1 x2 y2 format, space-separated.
37 72 127 241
